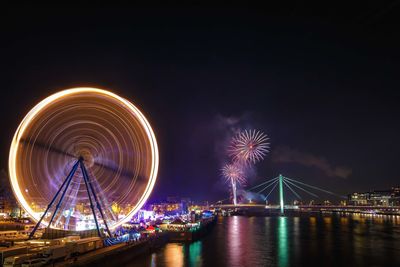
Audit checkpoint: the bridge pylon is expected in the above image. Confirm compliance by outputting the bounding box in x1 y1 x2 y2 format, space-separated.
279 174 284 214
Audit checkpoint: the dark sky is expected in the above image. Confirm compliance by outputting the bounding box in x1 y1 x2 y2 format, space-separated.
1 3 400 203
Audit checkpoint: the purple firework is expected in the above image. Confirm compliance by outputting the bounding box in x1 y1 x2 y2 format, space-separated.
229 129 270 164
221 163 246 185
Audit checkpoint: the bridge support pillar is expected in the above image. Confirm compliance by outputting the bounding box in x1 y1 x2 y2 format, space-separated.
279 174 284 214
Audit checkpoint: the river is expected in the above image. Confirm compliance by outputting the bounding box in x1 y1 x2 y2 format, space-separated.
126 213 400 267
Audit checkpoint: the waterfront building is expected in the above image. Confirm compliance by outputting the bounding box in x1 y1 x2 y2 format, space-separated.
150 202 182 215
149 197 196 216
348 187 400 206
390 187 400 205
348 192 369 205
369 190 391 206
188 202 210 213
137 209 155 221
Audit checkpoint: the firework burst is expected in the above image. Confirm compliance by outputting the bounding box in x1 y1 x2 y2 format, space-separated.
229 129 270 164
221 163 245 205
221 163 246 185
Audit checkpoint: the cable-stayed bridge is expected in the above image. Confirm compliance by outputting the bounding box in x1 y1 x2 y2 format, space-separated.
212 174 400 213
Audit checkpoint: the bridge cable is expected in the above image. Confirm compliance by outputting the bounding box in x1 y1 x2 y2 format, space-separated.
211 177 278 205
257 179 281 194
283 180 302 200
284 179 319 198
264 181 279 200
247 177 279 191
284 176 346 199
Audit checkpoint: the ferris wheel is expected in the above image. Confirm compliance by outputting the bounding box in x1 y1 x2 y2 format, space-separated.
8 88 159 237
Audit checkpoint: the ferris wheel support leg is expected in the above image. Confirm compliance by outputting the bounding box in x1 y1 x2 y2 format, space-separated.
47 161 80 228
81 162 112 237
28 160 80 239
80 161 102 238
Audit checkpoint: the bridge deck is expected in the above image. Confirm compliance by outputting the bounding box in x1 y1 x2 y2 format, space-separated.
212 204 400 211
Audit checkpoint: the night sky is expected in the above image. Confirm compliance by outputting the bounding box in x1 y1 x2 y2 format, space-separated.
1 4 400 203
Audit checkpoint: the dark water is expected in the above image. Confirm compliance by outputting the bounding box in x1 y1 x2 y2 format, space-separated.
128 214 400 267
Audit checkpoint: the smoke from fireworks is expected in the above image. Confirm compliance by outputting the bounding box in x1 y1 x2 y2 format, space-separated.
229 129 270 165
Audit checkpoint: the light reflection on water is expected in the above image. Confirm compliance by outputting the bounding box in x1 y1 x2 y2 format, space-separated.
127 214 400 267
277 217 288 267
150 253 156 267
188 241 202 267
227 215 241 267
163 243 184 267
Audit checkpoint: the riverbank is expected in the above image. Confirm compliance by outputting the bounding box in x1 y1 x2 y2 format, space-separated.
168 216 217 242
54 216 217 266
55 232 169 267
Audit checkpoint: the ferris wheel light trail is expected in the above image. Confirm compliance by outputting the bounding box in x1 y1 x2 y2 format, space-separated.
20 138 140 179
19 138 141 179
9 87 159 230
20 138 76 158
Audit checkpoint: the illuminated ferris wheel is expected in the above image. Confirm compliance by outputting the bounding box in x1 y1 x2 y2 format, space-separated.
8 88 159 237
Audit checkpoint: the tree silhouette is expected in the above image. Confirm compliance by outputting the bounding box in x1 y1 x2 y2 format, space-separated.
0 169 18 213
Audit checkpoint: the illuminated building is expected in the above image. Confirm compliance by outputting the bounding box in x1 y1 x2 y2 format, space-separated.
390 187 400 205
348 192 369 205
151 202 181 215
348 187 400 206
149 197 195 215
137 209 155 221
369 190 391 206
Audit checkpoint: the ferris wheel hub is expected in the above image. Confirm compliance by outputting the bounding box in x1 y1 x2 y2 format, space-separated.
77 150 95 168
